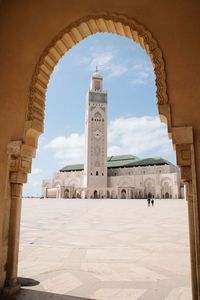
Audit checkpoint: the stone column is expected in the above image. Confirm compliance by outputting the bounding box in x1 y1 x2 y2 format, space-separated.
117 188 120 199
3 141 35 295
4 181 23 295
43 187 47 198
172 127 200 300
185 181 198 300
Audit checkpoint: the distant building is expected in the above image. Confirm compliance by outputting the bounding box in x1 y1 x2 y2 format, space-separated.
42 70 184 199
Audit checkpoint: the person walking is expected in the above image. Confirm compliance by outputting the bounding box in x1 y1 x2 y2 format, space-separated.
147 197 151 207
151 198 154 206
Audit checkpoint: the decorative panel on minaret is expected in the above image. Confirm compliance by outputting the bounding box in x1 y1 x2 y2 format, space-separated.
84 70 107 188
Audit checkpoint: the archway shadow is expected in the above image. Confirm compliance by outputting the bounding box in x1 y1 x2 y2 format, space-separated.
2 288 95 300
17 277 40 287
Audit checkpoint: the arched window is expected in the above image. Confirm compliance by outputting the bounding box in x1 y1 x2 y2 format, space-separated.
102 173 104 176
96 171 99 176
91 173 93 175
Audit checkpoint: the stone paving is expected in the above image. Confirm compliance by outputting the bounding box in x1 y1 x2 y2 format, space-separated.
13 198 192 300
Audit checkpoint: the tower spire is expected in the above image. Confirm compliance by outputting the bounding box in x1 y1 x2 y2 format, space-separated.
84 71 107 188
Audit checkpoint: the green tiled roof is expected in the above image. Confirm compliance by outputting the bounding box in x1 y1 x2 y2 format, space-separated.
107 155 138 161
60 164 84 172
125 157 174 168
60 155 174 172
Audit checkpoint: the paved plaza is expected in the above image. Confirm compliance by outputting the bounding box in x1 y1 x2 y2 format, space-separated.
12 198 192 300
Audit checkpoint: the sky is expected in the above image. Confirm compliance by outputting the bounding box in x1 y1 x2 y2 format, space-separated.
22 33 176 197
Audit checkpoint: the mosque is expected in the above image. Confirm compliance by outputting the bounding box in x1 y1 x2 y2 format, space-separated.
42 70 184 199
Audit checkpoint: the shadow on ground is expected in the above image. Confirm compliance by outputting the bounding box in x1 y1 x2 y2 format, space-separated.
1 288 94 300
17 277 40 287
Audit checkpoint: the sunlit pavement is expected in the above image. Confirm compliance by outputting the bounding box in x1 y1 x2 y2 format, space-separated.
14 198 191 300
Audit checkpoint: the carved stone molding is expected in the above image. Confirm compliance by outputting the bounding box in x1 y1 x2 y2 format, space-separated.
172 126 193 145
10 172 27 185
26 13 169 145
7 141 22 156
172 126 194 183
7 141 36 183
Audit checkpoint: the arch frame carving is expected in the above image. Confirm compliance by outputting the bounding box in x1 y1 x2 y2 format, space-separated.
4 13 200 300
68 179 80 187
25 13 170 150
53 180 62 188
160 177 172 185
144 177 155 186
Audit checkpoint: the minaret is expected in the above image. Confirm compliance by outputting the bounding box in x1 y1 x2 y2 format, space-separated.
84 68 107 188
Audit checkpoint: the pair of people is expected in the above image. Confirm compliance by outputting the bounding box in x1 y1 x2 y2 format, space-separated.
147 198 154 206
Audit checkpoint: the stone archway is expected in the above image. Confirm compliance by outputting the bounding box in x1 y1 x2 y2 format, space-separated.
99 190 104 199
165 192 169 199
94 190 98 199
64 189 69 199
4 13 199 300
144 178 155 199
25 14 169 152
161 178 172 199
121 189 126 199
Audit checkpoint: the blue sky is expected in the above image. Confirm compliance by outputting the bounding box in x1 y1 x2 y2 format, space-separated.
23 33 176 197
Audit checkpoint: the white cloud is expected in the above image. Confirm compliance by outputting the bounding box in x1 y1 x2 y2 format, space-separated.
90 53 113 70
43 133 85 165
77 48 154 84
76 46 128 78
42 116 173 168
32 168 43 175
89 50 128 78
108 116 173 158
131 63 154 86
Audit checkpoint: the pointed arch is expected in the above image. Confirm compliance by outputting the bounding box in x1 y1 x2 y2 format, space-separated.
24 13 170 148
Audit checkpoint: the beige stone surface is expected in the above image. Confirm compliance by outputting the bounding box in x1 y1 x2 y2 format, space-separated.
81 262 167 281
41 273 82 294
165 286 192 300
9 198 192 300
91 288 146 300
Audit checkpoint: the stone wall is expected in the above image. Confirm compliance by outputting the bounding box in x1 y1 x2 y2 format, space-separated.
42 165 182 199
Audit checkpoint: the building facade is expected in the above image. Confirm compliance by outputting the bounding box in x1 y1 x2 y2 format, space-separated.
42 71 184 199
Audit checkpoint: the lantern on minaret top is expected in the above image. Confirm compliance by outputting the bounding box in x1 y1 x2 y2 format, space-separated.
84 68 108 188
90 66 103 92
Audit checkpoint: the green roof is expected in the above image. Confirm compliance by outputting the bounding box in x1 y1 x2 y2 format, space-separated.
107 155 138 161
60 164 84 172
125 157 174 167
60 155 174 172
